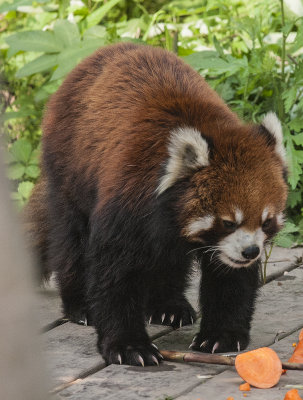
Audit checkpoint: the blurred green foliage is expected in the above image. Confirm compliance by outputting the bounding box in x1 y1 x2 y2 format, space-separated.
0 0 303 245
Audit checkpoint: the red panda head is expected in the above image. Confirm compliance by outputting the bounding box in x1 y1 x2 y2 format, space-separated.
157 112 288 268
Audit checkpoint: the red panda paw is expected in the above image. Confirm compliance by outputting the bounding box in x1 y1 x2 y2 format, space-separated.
146 299 197 329
101 341 163 367
189 331 249 354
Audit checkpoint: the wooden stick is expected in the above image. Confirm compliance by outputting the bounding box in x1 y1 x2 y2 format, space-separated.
160 350 303 371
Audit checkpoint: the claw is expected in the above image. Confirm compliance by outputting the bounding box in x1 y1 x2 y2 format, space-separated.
117 353 122 365
158 352 164 360
170 314 175 324
151 343 158 350
237 341 240 352
152 355 159 366
179 319 183 328
200 340 208 348
190 316 194 325
148 316 152 324
189 342 195 349
138 354 145 367
161 313 165 324
78 317 87 326
212 342 219 354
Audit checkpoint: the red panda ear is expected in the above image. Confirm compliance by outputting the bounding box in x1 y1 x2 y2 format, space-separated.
157 127 210 195
261 112 287 167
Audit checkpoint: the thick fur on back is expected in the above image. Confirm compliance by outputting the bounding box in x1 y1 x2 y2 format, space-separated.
27 43 288 365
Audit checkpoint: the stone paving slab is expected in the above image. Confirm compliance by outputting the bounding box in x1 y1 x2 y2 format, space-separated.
57 361 225 400
49 255 303 399
36 289 63 330
178 331 303 400
45 321 175 387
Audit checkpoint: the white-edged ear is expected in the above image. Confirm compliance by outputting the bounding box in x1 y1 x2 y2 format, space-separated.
157 126 209 195
262 112 287 164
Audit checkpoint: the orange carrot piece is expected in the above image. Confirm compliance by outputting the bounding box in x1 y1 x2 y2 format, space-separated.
299 329 303 342
235 347 282 389
284 388 303 400
226 397 234 400
288 340 303 364
239 383 251 391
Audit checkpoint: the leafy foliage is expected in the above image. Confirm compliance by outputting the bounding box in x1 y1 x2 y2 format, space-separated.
1 0 303 245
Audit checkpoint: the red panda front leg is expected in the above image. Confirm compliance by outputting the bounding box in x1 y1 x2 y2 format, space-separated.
86 235 163 366
145 263 197 329
190 256 260 353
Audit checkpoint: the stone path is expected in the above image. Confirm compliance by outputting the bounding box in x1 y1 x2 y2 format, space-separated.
39 247 303 400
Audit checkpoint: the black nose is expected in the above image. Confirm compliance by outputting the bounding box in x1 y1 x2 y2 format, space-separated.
242 245 260 260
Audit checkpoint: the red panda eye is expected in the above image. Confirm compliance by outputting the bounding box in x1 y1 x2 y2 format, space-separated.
262 218 272 229
223 220 237 230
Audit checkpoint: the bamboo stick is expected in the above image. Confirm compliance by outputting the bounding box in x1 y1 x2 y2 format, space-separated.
160 350 303 371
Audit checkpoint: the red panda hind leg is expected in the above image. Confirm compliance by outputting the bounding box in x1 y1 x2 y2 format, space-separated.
46 187 91 325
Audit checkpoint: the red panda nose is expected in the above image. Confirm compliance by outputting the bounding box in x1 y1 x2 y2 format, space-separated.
242 246 260 260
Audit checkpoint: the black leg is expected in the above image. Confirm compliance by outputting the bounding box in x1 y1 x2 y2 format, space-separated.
47 193 90 325
145 262 197 329
86 239 163 366
190 255 260 353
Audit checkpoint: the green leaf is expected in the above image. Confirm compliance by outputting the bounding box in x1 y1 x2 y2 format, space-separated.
6 31 62 57
274 222 299 248
7 163 26 180
50 39 103 81
183 51 224 70
293 133 303 146
86 0 124 28
34 80 61 102
290 21 303 53
289 118 303 132
10 139 32 164
282 21 294 37
213 35 225 59
285 133 303 189
274 233 296 248
83 26 107 40
282 86 297 113
18 181 34 200
11 192 23 201
25 165 40 178
53 20 80 48
287 190 302 208
0 0 38 12
16 54 58 78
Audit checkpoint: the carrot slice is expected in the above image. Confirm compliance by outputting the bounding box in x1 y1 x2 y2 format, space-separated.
235 347 282 389
299 329 303 342
226 397 234 400
288 340 303 363
284 388 303 400
239 383 251 391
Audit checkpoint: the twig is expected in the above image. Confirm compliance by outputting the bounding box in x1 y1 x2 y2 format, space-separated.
160 350 303 371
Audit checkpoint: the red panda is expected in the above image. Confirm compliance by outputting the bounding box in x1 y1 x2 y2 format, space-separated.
25 42 288 366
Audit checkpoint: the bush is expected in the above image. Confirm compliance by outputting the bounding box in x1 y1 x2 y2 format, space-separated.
1 0 302 245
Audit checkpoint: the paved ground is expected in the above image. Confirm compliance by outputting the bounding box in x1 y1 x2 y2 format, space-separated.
39 247 303 400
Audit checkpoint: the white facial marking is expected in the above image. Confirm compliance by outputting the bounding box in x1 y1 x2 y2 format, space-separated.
234 208 243 225
276 212 285 226
218 228 265 268
262 112 287 164
157 126 209 195
262 207 269 223
186 215 214 237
